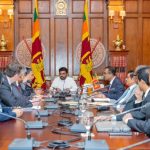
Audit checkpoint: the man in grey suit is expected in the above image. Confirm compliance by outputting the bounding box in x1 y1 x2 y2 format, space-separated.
123 66 150 135
0 71 23 122
0 63 32 107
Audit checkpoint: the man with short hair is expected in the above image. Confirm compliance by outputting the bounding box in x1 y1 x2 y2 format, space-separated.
20 67 34 96
96 66 125 100
0 63 32 107
115 70 138 111
50 67 77 93
123 67 150 135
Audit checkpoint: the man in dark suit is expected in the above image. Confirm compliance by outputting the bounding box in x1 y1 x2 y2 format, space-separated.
115 88 143 121
95 66 125 100
0 63 32 107
0 72 23 122
20 68 34 97
123 66 150 135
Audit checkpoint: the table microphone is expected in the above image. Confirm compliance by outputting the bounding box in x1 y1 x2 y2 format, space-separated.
25 108 49 129
35 109 52 118
0 111 40 150
2 106 48 129
77 119 109 150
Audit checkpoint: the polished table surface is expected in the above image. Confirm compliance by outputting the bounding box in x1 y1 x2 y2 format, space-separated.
0 102 150 150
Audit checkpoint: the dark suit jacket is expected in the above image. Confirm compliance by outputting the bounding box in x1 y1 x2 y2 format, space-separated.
128 119 150 136
130 90 150 120
103 77 125 100
0 76 32 107
20 82 33 97
127 100 150 135
0 100 16 122
116 95 142 121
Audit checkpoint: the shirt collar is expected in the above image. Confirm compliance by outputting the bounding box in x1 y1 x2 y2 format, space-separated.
6 76 12 85
110 76 116 85
129 84 137 90
144 87 150 98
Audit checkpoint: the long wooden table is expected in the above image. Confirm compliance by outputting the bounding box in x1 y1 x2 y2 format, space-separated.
0 103 150 150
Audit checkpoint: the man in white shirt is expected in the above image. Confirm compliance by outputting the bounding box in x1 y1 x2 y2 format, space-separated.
50 67 77 93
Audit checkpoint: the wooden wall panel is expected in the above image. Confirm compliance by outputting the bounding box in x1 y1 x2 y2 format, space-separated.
143 0 150 13
72 18 82 75
142 18 150 64
90 18 103 42
125 0 138 13
124 0 150 70
90 0 103 13
18 0 32 13
54 19 68 75
40 19 50 75
38 0 50 13
72 0 84 13
18 19 32 42
125 18 139 70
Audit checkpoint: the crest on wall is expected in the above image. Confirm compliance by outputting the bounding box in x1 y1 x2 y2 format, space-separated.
76 39 107 68
15 38 45 68
55 0 67 15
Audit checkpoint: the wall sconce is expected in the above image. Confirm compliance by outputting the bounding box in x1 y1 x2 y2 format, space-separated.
7 9 13 20
108 0 126 24
0 9 2 15
0 7 14 28
120 10 126 20
109 9 126 23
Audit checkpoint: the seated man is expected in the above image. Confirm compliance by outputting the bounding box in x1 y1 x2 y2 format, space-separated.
50 67 77 93
123 108 150 136
95 66 125 100
114 87 143 121
123 66 150 135
114 70 138 111
20 67 34 97
0 72 23 122
0 62 32 107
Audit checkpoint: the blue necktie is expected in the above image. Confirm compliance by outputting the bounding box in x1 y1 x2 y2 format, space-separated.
115 88 130 104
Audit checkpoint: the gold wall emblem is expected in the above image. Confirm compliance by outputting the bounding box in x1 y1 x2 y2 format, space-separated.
55 0 67 15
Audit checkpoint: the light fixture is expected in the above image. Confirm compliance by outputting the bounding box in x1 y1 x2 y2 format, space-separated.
119 10 126 20
0 6 14 28
108 0 126 24
109 10 115 20
0 8 2 15
7 8 13 19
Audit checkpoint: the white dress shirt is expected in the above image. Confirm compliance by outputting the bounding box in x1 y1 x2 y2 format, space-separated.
0 104 2 112
50 76 77 92
109 76 116 89
144 87 150 98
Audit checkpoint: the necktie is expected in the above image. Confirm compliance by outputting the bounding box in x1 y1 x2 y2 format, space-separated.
115 88 130 104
